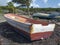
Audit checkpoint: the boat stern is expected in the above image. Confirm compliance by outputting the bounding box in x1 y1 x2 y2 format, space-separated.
30 24 55 40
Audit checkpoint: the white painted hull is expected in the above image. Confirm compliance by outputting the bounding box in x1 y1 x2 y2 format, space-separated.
4 14 55 40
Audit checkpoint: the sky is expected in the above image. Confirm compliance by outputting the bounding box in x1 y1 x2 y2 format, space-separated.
0 0 60 8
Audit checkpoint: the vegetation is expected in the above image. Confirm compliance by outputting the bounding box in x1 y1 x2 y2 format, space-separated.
12 0 32 16
0 8 2 13
0 0 60 14
18 8 60 13
0 6 60 14
7 2 15 13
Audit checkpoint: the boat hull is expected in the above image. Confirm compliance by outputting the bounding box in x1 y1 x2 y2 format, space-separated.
4 14 55 41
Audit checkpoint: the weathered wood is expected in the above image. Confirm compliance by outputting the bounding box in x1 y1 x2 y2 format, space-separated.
4 14 55 41
0 22 60 45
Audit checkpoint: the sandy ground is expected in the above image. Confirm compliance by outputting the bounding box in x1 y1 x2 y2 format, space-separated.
0 14 60 45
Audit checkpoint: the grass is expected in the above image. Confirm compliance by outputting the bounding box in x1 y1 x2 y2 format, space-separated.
0 13 6 22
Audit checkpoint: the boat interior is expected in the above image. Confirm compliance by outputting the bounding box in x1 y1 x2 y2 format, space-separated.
4 14 49 25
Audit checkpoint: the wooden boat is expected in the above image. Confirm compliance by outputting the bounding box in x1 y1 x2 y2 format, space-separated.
4 13 55 41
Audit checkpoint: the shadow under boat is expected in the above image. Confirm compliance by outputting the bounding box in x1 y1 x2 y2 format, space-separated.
0 22 32 43
0 22 60 44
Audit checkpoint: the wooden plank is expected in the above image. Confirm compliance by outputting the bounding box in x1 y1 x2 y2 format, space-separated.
0 22 60 45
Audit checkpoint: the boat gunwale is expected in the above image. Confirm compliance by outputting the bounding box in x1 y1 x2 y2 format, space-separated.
4 13 54 25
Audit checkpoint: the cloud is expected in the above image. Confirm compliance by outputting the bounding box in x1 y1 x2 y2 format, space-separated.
0 0 11 6
7 0 11 2
30 0 40 8
43 0 48 3
32 0 35 2
30 3 40 8
58 3 60 7
14 3 21 7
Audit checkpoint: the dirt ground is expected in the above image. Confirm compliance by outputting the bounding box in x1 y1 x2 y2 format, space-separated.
0 14 60 45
